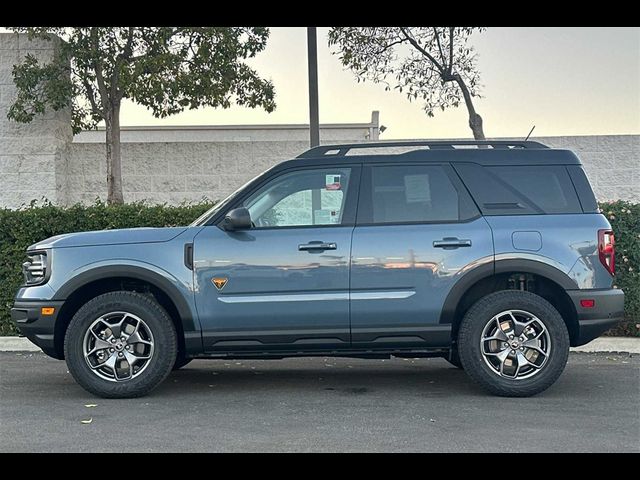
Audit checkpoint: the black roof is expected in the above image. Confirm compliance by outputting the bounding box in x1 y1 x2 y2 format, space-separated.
292 140 582 166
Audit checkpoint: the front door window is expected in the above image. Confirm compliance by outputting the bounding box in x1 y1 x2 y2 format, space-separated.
243 168 351 227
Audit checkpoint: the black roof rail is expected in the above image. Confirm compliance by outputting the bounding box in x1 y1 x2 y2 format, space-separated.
297 140 549 158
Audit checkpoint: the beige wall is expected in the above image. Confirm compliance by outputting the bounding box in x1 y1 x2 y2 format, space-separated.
66 123 376 205
64 134 639 206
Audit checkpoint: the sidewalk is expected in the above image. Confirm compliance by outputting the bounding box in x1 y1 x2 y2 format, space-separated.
1 336 638 353
571 337 640 354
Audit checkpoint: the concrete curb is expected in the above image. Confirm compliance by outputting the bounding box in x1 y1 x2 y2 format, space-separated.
1 336 639 354
1 337 41 352
570 337 640 354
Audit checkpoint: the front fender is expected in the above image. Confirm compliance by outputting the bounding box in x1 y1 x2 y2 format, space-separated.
53 260 199 333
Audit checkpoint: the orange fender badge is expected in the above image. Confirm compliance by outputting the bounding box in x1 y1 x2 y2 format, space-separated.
212 277 228 290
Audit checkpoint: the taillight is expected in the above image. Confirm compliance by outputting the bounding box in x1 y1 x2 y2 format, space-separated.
598 229 615 276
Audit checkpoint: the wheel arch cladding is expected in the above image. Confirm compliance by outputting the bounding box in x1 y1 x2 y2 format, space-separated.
52 265 197 359
441 259 579 345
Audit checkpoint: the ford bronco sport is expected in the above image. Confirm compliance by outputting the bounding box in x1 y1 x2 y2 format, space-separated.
12 140 624 398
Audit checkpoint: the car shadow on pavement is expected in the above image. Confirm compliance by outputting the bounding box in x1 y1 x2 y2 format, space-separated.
153 357 541 398
148 354 636 400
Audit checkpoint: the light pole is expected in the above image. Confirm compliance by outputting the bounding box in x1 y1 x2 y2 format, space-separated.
307 27 320 148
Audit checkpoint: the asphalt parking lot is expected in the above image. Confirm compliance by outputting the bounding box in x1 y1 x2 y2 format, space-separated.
1 351 638 452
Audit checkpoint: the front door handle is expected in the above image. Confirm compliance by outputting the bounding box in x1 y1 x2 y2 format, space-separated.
433 238 472 249
298 241 337 251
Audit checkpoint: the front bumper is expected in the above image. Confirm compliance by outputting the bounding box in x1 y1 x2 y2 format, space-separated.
11 300 65 359
567 288 625 346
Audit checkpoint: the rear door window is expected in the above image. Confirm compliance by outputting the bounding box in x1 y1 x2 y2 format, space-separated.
454 163 583 215
357 164 478 224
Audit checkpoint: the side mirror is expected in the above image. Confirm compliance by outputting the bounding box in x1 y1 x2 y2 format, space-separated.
222 207 252 231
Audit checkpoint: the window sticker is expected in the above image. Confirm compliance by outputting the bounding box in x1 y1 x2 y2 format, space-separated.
314 209 340 224
404 174 431 203
325 174 342 191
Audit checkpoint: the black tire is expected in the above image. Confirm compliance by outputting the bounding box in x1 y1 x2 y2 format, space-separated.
458 290 569 397
64 291 178 398
173 355 193 370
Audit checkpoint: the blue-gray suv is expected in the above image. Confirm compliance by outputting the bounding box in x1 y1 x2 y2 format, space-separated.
12 140 625 398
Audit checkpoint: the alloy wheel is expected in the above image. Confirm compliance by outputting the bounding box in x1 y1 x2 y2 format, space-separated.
82 311 155 382
480 309 551 380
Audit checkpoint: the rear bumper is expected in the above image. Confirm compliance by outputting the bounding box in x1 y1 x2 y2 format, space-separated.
567 289 625 346
11 300 65 359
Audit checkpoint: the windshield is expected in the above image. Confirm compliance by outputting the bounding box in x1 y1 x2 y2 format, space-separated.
190 182 248 226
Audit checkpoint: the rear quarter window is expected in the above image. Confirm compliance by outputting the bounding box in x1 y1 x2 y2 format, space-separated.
567 165 599 213
454 163 583 215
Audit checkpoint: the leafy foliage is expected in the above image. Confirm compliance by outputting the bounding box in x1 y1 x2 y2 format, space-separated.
328 27 485 136
600 201 640 337
0 201 637 337
7 27 276 134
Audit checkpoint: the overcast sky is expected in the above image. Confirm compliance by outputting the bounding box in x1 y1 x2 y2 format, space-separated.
119 27 639 139
12 27 639 139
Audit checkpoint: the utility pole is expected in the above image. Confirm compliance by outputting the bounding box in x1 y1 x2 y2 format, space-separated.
307 27 320 147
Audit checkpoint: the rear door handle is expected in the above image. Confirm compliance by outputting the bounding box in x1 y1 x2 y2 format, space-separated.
433 238 472 249
298 241 337 251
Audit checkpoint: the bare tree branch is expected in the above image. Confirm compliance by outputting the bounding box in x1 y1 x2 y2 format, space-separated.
89 28 109 106
448 27 454 75
123 27 135 58
452 73 477 116
433 27 446 68
80 73 102 116
399 27 445 74
373 38 406 56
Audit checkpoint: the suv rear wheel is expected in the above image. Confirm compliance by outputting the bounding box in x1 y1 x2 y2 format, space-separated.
458 290 569 397
64 291 177 398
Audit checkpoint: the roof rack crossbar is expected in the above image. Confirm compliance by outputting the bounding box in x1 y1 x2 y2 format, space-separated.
297 140 549 158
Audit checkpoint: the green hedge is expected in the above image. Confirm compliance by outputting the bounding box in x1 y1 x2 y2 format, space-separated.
600 201 639 337
0 200 638 336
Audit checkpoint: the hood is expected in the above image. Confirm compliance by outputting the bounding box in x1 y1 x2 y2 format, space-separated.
29 227 189 250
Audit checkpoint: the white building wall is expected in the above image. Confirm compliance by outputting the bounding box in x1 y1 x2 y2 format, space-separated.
0 33 73 209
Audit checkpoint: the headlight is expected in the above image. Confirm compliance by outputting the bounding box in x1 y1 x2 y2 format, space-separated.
22 251 49 285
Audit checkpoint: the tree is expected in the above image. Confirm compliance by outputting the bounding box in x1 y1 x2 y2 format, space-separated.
7 27 276 204
328 27 486 140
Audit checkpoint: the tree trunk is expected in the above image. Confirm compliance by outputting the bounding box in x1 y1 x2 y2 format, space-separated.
105 101 124 204
453 74 486 141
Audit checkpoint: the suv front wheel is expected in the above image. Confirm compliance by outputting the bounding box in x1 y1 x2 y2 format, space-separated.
64 291 178 398
457 290 569 397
